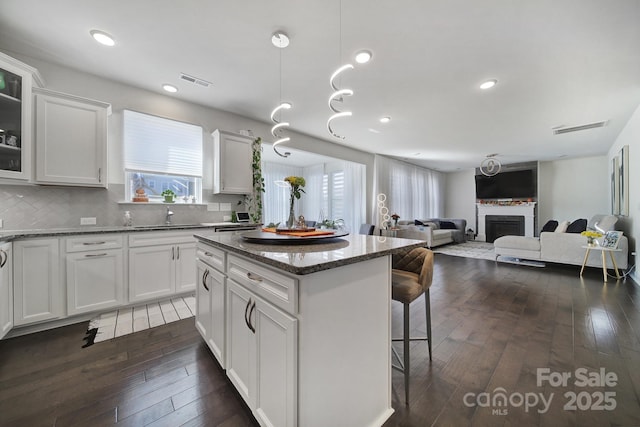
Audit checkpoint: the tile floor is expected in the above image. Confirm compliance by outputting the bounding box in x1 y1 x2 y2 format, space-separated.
88 295 195 343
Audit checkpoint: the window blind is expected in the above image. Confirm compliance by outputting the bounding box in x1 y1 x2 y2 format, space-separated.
123 110 203 177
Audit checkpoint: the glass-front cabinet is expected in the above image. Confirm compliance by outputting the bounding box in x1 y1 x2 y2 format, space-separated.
0 52 43 180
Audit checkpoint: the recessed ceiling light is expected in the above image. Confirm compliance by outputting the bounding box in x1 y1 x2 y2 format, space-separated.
271 31 290 48
355 50 372 64
162 84 178 93
480 79 497 90
90 30 115 46
379 116 391 123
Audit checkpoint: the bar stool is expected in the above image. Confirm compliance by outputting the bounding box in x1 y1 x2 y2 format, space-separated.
391 247 434 404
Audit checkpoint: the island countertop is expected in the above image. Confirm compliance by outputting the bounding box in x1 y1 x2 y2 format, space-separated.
194 231 426 275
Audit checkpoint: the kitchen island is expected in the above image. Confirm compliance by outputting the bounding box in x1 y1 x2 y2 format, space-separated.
194 231 426 427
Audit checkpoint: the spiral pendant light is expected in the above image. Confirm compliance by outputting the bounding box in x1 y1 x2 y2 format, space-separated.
327 0 353 140
271 31 292 158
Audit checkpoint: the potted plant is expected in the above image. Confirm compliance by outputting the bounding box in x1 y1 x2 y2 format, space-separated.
161 189 176 203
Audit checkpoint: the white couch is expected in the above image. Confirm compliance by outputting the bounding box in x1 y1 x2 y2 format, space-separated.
494 214 628 269
394 218 467 248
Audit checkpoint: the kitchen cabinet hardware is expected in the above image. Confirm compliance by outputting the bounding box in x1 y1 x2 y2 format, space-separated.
84 252 108 258
82 241 107 246
202 269 210 291
0 249 6 268
246 272 263 282
247 300 256 333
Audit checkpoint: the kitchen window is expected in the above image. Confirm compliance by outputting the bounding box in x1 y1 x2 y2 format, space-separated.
123 110 203 203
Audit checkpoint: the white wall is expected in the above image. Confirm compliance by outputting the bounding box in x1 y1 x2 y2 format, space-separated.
444 169 476 231
537 156 609 224
3 50 377 220
608 102 640 283
445 156 611 236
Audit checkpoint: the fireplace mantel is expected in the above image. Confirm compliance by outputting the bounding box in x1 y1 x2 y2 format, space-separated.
476 203 536 242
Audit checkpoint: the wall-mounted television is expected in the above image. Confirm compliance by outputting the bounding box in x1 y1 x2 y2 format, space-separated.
475 169 536 199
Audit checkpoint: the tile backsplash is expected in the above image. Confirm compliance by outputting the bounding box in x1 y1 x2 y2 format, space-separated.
0 184 245 230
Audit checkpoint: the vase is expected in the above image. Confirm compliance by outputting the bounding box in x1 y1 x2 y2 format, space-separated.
287 193 295 229
587 236 595 246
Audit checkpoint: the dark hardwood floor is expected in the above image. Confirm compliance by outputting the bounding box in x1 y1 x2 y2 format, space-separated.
1 254 640 426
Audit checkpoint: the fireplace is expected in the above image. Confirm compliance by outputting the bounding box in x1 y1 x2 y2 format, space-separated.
485 215 525 243
476 202 536 242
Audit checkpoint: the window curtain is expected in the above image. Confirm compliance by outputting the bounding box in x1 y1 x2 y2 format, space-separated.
302 164 325 224
341 161 366 233
123 110 203 177
262 159 365 232
373 155 444 226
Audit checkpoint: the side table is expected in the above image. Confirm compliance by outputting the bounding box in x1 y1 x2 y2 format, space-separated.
579 245 622 282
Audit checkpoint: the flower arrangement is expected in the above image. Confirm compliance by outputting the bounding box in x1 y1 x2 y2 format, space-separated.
581 230 602 246
391 213 400 227
285 176 305 228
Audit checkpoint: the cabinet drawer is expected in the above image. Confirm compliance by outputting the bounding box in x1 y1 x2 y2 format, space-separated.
227 254 297 314
66 234 123 253
128 231 196 247
196 243 225 272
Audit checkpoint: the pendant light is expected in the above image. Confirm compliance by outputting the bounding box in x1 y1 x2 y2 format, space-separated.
327 0 353 140
271 31 292 158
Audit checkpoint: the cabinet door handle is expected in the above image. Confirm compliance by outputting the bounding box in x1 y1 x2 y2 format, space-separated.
248 301 256 334
177 246 180 259
246 272 263 282
204 251 213 257
83 241 106 246
98 168 102 182
85 253 108 258
0 249 6 268
202 269 209 291
172 247 175 260
244 298 252 331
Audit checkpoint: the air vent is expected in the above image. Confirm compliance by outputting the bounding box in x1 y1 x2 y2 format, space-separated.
179 73 212 88
553 121 607 135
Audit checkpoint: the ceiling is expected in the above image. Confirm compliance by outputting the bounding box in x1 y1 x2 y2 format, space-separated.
1 0 639 171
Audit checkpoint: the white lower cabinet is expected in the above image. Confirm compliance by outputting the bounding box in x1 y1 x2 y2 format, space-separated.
66 249 124 315
196 258 226 367
128 232 196 303
0 242 13 339
226 279 297 427
13 238 63 326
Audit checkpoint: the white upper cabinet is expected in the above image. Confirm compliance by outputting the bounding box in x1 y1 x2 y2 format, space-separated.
0 51 44 181
34 87 110 187
212 129 253 194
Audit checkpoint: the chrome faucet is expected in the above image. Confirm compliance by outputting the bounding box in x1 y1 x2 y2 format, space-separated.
165 207 174 225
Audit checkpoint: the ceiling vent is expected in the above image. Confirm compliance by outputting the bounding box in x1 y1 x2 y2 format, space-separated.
553 121 607 135
179 73 212 88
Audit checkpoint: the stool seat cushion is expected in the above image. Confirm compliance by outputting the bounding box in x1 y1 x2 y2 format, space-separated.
391 269 423 304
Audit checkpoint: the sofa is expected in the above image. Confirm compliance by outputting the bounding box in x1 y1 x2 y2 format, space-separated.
394 218 467 248
494 214 628 269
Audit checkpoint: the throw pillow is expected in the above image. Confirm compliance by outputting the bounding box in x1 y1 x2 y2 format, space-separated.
414 219 425 226
541 220 558 232
555 220 569 233
566 218 587 233
440 221 457 230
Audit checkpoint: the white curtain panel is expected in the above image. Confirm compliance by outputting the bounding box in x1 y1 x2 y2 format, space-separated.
373 155 444 224
302 163 325 224
341 161 366 233
262 159 366 232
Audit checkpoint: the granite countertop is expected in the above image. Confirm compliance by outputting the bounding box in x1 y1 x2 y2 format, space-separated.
194 231 427 275
0 222 256 242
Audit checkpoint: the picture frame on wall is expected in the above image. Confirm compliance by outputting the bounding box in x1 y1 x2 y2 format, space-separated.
611 145 629 216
